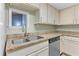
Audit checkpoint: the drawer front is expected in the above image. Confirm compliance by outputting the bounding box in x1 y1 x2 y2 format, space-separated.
28 47 49 56
7 41 48 56
36 47 49 56
62 36 79 42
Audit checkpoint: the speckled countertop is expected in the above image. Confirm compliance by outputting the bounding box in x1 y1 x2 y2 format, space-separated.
6 32 61 54
57 31 79 38
6 31 79 54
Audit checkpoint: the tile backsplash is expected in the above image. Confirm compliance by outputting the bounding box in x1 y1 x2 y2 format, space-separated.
55 25 79 32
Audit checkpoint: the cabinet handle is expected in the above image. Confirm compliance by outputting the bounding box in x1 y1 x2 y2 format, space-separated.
74 19 77 24
54 19 55 24
76 19 77 24
40 17 42 22
73 19 74 24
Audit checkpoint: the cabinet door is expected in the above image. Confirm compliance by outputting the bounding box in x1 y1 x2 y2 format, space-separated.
63 39 79 56
48 5 55 24
54 9 59 25
7 41 48 56
75 5 79 24
36 47 49 56
61 36 79 56
39 4 48 23
60 7 75 25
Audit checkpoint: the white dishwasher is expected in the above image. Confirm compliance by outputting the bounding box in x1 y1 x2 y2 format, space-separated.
49 36 60 56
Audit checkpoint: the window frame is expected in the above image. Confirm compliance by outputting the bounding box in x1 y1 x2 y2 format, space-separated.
9 8 29 28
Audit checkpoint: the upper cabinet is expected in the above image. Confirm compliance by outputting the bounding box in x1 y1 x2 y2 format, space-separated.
35 4 59 25
54 8 60 25
39 3 48 23
60 4 79 25
60 7 75 25
7 4 79 26
48 5 55 24
75 5 79 24
48 5 59 25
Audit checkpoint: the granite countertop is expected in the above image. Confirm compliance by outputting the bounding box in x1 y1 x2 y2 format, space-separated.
6 33 61 54
6 31 79 54
57 31 79 38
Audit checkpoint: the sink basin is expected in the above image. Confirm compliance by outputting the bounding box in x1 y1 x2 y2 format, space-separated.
37 36 44 39
12 39 30 45
26 35 44 41
12 35 44 45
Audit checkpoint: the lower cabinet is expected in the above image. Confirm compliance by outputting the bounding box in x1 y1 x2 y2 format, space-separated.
7 40 49 56
60 36 79 56
28 47 49 56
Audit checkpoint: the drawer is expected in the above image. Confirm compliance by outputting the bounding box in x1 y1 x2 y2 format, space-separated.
61 36 79 42
7 41 48 56
36 47 49 56
28 47 49 56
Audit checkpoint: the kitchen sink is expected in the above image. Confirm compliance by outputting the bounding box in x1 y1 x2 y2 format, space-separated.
12 35 44 45
25 35 44 41
37 36 44 39
12 39 30 45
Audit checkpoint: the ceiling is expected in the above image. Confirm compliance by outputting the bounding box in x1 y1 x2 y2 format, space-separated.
50 3 78 10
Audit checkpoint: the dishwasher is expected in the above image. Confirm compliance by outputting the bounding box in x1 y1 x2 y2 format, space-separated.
49 36 60 56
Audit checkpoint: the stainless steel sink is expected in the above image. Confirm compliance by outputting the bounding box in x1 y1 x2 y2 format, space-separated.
12 35 44 45
25 35 44 41
37 36 44 39
12 39 30 45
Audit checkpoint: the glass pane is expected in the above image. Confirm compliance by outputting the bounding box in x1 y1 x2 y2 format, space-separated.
12 12 23 26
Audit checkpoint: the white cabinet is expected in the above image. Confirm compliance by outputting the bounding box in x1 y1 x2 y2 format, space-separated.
48 5 55 24
60 36 79 56
60 7 75 25
54 9 59 25
35 4 59 25
36 47 49 56
63 39 79 56
28 47 49 56
48 5 59 25
60 4 79 25
75 5 79 24
60 5 79 25
39 4 48 23
7 40 49 56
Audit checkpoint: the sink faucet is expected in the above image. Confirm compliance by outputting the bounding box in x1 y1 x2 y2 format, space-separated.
24 33 29 37
24 33 26 37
